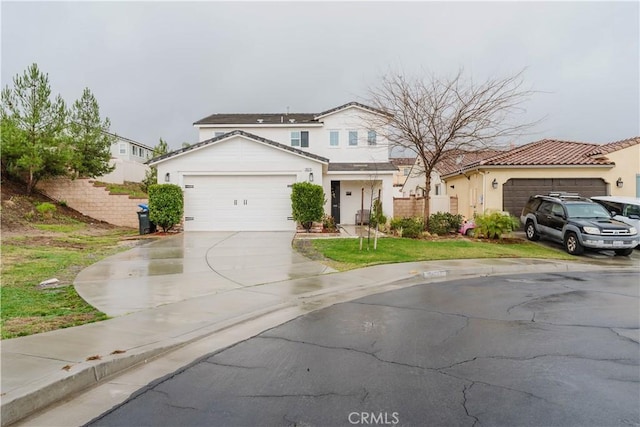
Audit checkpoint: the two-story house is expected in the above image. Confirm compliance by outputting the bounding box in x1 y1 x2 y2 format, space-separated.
149 102 396 231
99 133 153 184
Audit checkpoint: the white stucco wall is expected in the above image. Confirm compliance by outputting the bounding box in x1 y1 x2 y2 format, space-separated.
322 173 394 224
196 106 390 164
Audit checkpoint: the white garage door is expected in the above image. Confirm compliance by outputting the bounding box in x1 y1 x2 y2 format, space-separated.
183 175 296 231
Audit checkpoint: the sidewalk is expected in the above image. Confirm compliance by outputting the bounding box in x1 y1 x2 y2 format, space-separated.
1 231 635 426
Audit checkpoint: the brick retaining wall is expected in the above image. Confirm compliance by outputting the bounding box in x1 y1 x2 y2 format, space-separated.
37 178 147 228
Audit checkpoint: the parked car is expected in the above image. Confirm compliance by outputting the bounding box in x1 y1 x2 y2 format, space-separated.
520 192 639 256
590 196 640 248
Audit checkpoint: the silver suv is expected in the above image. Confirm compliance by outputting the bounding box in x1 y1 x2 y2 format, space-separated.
520 193 639 256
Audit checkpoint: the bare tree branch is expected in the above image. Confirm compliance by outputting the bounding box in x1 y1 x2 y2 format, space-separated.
367 68 541 224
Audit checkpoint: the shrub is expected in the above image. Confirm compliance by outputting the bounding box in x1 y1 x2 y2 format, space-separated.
390 216 424 238
370 198 387 228
322 214 337 232
291 182 325 232
148 184 183 232
36 202 56 219
474 211 520 239
428 212 463 235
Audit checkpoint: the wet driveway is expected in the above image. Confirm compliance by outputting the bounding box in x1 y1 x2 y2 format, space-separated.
74 232 336 316
88 270 640 426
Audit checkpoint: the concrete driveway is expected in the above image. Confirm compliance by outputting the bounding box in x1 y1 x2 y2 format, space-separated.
74 232 337 316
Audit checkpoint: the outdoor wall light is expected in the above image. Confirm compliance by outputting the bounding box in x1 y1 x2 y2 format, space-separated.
616 177 623 188
164 172 170 182
308 172 314 182
492 178 498 189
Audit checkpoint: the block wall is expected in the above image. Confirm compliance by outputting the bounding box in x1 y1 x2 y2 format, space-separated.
37 178 147 228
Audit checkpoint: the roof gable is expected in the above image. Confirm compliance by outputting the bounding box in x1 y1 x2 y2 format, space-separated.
149 130 329 165
314 101 391 120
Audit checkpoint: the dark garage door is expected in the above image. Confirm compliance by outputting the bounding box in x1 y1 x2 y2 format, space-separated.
503 178 607 217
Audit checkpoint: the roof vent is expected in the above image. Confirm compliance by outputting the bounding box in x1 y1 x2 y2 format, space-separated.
289 118 295 123
257 118 264 123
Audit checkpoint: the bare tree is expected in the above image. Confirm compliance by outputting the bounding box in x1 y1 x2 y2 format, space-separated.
368 68 538 224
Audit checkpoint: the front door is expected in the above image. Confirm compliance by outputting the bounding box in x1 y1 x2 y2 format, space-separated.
331 181 341 224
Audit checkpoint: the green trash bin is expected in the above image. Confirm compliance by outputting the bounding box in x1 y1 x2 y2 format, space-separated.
137 210 151 235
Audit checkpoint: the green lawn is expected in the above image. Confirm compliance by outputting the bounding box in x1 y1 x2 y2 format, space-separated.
1 227 136 339
304 237 574 270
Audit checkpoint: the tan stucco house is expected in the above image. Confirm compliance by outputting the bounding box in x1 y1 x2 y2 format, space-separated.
440 137 640 219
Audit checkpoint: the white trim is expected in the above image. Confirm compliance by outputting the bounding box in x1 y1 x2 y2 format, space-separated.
149 134 328 166
195 123 324 129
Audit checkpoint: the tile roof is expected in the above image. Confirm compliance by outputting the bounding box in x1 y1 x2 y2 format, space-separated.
390 157 417 167
435 149 503 176
478 139 615 167
585 136 640 156
328 162 398 172
149 130 329 165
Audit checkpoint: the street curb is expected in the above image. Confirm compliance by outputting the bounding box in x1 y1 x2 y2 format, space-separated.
2 261 635 426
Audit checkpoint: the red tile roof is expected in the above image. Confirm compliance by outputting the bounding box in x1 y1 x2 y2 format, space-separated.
439 137 639 177
436 149 503 176
586 137 640 156
390 157 416 167
478 139 613 167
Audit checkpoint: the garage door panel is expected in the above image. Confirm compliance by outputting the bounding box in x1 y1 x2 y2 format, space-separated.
183 175 295 231
503 178 607 218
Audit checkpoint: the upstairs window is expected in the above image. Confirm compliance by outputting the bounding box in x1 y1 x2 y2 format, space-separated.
329 130 339 147
367 130 377 145
348 131 358 146
291 131 309 147
118 143 127 155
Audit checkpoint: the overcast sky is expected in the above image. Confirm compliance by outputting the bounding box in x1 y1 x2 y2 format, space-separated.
2 1 639 152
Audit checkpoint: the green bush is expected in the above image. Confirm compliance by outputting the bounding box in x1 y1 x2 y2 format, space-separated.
291 182 325 232
148 184 183 232
390 217 424 238
36 202 56 219
370 198 387 228
428 212 463 235
474 211 520 239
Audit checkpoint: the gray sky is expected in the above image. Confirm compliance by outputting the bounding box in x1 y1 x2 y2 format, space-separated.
2 1 639 152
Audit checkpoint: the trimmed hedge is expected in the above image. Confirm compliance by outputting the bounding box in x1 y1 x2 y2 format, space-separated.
149 184 183 232
291 182 325 232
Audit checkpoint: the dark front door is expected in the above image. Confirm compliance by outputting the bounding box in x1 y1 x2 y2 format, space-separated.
331 181 340 224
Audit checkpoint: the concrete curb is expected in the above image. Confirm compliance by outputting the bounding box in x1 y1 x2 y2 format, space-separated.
2 260 635 426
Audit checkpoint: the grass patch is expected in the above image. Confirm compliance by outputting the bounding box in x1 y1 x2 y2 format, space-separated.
303 237 574 270
95 181 147 199
1 229 136 339
33 223 87 233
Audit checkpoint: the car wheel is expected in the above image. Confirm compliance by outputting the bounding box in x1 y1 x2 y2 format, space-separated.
525 221 540 241
614 248 633 256
465 228 475 237
564 232 584 255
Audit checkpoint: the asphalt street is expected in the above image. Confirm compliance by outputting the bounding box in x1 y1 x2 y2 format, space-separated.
87 270 640 427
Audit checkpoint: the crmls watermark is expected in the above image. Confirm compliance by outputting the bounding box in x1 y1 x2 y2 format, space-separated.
348 412 400 425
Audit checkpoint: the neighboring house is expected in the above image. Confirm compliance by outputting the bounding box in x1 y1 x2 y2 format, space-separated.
100 133 153 184
441 137 640 219
399 150 500 214
390 157 416 197
149 102 397 231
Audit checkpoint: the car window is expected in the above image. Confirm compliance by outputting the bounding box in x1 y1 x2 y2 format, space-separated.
551 204 564 216
566 203 610 219
624 203 640 219
599 200 622 215
538 201 553 214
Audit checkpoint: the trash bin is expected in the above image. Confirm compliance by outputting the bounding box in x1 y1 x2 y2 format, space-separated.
137 210 152 235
